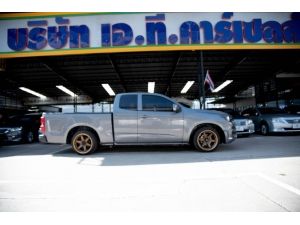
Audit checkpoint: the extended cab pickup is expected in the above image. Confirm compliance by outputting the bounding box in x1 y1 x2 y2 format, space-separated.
39 93 236 155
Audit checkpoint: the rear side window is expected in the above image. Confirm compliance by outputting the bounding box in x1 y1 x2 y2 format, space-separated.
142 95 173 111
119 95 137 110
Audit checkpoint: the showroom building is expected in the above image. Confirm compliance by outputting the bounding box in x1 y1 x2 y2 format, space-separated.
0 12 300 113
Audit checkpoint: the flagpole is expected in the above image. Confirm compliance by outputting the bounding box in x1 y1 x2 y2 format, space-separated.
197 50 206 109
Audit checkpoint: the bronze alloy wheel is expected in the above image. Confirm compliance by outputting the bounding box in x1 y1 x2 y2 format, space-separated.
193 126 220 152
71 130 98 155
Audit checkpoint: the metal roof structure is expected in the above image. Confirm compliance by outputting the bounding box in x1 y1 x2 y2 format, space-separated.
1 49 300 105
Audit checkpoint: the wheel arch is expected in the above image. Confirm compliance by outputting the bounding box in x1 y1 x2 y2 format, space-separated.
66 126 100 144
260 120 269 126
189 123 225 144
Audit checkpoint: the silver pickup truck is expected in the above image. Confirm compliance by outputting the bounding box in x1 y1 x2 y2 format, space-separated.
39 93 236 155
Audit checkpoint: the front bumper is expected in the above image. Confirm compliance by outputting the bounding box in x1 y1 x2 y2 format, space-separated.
0 133 22 142
270 123 300 133
236 124 255 135
224 122 237 144
233 120 255 136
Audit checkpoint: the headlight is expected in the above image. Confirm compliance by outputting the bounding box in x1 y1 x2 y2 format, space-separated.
225 115 231 122
272 118 287 124
246 119 254 125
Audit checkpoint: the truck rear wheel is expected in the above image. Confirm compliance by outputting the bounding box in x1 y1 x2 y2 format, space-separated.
193 126 220 152
71 130 98 155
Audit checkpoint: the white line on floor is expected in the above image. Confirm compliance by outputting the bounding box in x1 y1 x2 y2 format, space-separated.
256 172 300 196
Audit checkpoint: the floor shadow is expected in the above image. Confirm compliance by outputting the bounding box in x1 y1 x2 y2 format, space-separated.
1 135 300 166
52 136 300 166
0 142 63 158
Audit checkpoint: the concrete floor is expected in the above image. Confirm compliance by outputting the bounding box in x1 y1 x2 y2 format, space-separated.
0 134 300 211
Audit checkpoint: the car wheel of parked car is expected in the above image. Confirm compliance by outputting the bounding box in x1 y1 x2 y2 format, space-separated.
193 126 220 152
260 123 269 135
25 131 34 143
71 130 98 155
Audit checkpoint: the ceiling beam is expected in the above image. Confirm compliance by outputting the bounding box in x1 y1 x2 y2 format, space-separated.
40 59 98 101
220 54 248 80
165 52 182 96
107 54 127 92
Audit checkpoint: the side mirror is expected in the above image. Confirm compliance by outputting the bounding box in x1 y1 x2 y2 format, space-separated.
173 104 181 113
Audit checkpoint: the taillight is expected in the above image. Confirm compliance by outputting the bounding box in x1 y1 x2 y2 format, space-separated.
40 115 46 134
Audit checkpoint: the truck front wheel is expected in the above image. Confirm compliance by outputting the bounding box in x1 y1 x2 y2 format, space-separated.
71 130 98 155
193 126 220 152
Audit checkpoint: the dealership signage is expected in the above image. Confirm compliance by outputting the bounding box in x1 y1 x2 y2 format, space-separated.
0 12 300 57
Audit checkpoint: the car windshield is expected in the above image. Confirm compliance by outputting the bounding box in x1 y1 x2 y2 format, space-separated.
259 108 286 114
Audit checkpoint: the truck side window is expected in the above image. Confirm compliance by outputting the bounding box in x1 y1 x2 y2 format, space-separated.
119 95 137 110
142 95 173 111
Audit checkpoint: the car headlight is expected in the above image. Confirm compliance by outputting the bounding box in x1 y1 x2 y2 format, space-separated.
272 118 287 124
246 119 254 125
225 115 232 122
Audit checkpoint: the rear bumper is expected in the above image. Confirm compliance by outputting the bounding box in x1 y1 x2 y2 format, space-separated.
39 133 48 143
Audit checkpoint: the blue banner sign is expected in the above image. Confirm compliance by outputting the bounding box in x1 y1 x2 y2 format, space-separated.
0 12 300 57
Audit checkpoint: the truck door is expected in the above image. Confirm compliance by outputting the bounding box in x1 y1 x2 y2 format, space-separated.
138 94 184 143
113 94 138 143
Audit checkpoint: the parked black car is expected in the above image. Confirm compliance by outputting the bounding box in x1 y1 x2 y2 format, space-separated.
0 133 5 145
0 113 42 143
209 108 255 136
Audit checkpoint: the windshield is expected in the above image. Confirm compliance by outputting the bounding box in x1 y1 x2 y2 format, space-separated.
259 108 286 114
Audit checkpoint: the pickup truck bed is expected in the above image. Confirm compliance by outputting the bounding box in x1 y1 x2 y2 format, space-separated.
43 113 114 144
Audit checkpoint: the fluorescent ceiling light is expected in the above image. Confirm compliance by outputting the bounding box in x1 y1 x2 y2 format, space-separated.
212 80 233 93
276 73 300 78
181 81 195 94
101 84 115 96
19 87 47 99
148 82 155 93
56 85 78 97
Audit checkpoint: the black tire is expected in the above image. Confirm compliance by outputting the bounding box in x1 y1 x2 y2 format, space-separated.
193 126 220 152
260 123 269 136
71 130 98 155
23 131 34 143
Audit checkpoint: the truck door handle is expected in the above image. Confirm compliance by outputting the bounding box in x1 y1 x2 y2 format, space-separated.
141 115 148 119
